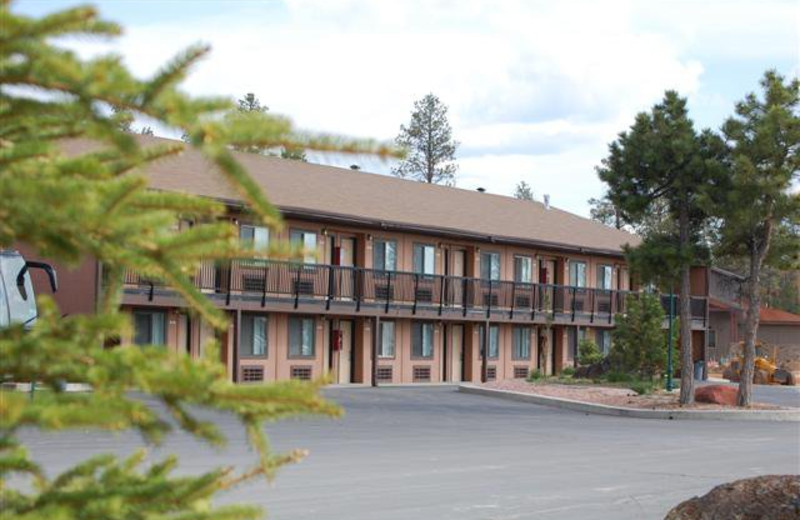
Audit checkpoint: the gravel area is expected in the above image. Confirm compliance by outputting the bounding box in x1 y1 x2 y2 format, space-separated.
482 380 787 410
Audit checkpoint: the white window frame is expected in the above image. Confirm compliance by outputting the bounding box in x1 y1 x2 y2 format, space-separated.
514 255 532 284
480 324 500 359
481 251 501 281
289 316 316 358
133 310 166 346
240 313 268 358
290 229 318 264
413 244 436 276
373 239 397 272
597 264 613 290
569 261 587 288
512 326 531 360
411 321 434 358
378 321 396 358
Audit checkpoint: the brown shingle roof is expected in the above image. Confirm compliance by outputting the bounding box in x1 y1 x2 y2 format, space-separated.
760 308 800 325
61 135 640 256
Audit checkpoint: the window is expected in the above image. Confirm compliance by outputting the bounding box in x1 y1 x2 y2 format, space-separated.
411 321 434 358
373 239 397 271
413 244 435 275
479 324 500 359
514 255 532 283
133 310 166 346
708 330 717 348
289 316 315 357
239 224 269 253
480 252 501 281
513 326 531 359
240 314 267 358
596 329 612 355
597 264 613 290
378 321 396 358
569 261 587 288
568 327 587 359
290 230 318 264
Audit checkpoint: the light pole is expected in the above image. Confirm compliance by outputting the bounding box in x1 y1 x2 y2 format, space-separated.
666 292 675 391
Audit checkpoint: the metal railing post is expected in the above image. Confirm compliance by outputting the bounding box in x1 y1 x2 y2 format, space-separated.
486 279 493 319
462 278 468 317
326 265 334 311
438 275 445 316
412 273 419 314
510 281 516 319
385 271 392 314
293 264 301 309
570 286 577 322
262 262 269 307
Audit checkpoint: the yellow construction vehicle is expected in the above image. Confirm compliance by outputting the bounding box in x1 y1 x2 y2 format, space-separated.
722 341 792 385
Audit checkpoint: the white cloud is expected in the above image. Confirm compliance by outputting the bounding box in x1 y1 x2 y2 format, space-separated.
55 0 797 216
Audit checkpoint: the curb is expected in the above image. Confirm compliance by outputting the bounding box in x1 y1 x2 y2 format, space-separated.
458 384 800 422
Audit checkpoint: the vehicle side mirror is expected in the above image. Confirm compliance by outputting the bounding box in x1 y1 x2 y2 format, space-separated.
16 261 59 295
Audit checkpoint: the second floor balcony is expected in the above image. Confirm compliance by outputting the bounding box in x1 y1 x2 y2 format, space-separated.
123 260 708 327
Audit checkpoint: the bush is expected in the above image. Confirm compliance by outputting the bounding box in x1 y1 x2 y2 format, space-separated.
630 380 656 395
578 339 603 366
527 369 543 381
605 371 634 383
561 366 576 377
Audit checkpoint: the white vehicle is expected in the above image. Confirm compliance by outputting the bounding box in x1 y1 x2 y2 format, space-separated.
0 250 57 329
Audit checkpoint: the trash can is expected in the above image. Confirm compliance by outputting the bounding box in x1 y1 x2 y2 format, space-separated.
693 360 705 381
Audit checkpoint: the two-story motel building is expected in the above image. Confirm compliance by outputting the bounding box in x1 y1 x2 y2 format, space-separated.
31 136 711 385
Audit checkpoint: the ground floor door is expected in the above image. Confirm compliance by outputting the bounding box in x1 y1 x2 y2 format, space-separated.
335 320 354 384
449 324 464 382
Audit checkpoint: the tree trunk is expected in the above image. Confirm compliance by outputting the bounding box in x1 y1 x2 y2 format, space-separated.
678 204 694 405
737 227 771 406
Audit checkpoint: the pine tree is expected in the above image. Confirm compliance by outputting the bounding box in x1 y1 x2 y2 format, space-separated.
711 70 800 406
513 180 534 201
597 91 728 405
610 293 670 379
238 92 268 112
392 93 458 185
0 3 393 518
587 196 620 228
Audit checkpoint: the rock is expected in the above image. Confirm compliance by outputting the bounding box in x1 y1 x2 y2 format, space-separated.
695 384 738 406
664 475 800 520
786 371 800 386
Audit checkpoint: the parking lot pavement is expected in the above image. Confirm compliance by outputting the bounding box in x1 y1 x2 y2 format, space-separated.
21 386 800 520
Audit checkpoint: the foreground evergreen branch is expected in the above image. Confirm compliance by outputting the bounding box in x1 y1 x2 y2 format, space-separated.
0 2 392 517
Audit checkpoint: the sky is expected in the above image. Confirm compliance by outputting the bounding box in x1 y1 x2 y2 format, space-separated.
15 0 800 217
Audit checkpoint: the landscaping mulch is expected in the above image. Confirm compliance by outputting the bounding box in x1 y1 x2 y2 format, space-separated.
482 380 786 410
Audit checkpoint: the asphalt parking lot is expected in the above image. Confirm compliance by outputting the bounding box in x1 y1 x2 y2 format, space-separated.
21 386 800 520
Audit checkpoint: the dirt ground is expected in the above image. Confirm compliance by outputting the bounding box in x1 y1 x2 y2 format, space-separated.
483 380 786 410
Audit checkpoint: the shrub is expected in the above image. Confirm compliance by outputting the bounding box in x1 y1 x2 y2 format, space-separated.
605 371 634 383
610 293 669 379
578 339 603 365
561 366 576 377
527 369 543 381
630 380 656 395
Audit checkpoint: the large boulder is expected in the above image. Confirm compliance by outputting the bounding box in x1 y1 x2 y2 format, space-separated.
664 475 800 520
695 384 738 406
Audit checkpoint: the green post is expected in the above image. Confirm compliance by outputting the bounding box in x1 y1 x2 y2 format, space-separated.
666 292 675 391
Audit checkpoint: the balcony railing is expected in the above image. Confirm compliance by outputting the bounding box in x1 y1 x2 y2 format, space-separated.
123 260 707 324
